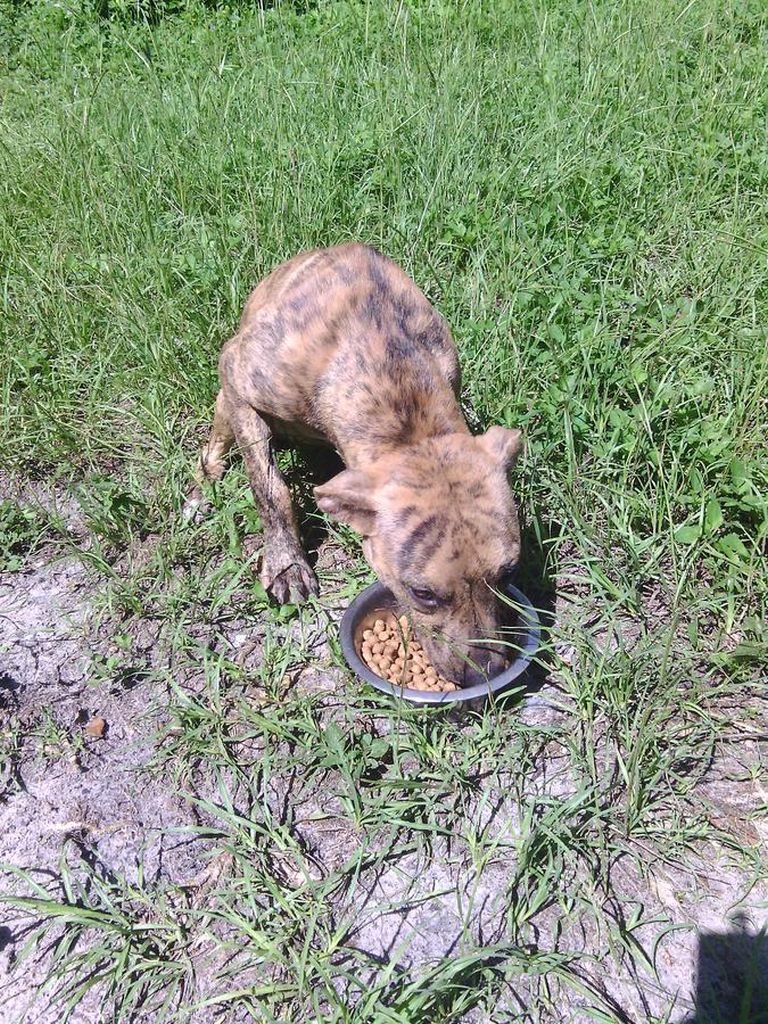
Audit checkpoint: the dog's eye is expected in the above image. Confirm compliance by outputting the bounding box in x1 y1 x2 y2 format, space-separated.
409 586 441 610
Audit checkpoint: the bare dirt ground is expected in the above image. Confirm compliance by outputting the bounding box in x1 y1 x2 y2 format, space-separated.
1 530 766 1023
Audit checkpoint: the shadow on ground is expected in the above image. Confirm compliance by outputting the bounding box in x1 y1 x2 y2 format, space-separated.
494 511 559 710
685 920 768 1024
283 443 346 568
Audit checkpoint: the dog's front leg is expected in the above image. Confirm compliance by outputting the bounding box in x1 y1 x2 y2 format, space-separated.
231 402 319 605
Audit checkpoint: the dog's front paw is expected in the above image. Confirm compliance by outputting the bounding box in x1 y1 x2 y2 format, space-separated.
259 544 319 605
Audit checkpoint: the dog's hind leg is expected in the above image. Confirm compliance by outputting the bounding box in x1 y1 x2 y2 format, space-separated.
200 390 235 483
231 401 319 605
183 390 235 522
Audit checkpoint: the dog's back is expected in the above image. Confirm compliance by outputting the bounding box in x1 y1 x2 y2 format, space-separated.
220 243 463 456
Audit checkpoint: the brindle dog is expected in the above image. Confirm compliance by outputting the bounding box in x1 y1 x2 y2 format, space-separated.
190 243 523 686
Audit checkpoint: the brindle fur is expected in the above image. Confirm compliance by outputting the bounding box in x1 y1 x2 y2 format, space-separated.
191 243 523 685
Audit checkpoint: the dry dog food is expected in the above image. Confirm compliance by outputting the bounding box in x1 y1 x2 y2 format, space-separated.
359 613 459 693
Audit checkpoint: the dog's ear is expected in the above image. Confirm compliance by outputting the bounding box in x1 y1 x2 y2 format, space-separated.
314 470 377 535
477 426 524 472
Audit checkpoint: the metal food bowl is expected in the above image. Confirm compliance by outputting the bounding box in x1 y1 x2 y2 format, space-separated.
339 581 541 705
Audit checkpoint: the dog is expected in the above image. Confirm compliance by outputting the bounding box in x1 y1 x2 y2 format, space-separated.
190 243 523 686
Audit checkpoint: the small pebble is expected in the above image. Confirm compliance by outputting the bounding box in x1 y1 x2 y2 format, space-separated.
84 716 106 739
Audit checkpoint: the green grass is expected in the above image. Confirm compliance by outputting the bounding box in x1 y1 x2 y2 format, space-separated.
1 0 767 1021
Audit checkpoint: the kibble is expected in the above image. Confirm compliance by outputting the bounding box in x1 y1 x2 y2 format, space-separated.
359 613 459 693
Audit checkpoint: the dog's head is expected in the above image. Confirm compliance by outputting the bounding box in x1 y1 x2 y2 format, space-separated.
315 427 523 686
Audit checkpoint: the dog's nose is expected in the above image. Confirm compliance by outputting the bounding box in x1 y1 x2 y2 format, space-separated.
461 648 508 687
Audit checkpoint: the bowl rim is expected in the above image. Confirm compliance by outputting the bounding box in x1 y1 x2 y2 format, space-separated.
339 581 541 705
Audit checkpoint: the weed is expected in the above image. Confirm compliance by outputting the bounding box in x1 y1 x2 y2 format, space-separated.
0 500 45 571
